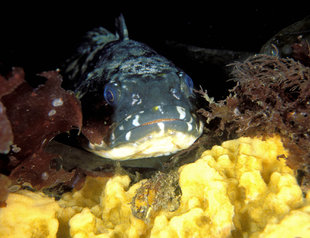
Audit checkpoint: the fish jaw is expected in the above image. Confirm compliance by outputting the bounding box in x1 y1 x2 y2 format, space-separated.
87 108 203 160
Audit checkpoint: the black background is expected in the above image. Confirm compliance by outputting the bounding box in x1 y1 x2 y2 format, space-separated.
0 3 309 99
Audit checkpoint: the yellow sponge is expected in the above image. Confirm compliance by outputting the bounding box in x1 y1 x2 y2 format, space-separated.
1 136 309 238
0 190 59 238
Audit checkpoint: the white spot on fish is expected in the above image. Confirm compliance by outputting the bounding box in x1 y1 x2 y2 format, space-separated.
125 115 132 121
199 120 204 134
188 117 193 124
52 98 63 107
171 88 180 100
157 105 164 114
186 122 193 131
87 72 94 79
89 142 95 149
139 110 144 114
111 132 115 141
125 131 131 141
176 106 186 120
120 58 164 75
131 93 142 105
132 115 140 126
89 140 106 149
48 109 56 116
132 99 138 105
119 125 124 130
195 120 204 135
157 122 165 135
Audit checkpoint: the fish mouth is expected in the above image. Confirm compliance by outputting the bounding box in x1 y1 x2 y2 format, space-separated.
138 118 180 126
88 105 203 160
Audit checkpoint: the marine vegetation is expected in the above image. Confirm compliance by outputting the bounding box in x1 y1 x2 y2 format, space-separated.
0 68 84 205
199 54 310 191
260 15 310 65
1 136 310 237
0 15 204 205
1 14 310 238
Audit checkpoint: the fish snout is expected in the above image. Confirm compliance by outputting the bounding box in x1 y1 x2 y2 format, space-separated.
87 105 203 160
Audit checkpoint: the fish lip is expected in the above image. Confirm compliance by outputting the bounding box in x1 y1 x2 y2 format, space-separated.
111 117 187 145
109 113 202 148
87 119 204 160
112 104 195 133
89 105 203 152
137 118 181 127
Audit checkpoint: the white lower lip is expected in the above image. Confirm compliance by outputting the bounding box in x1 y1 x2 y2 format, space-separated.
88 120 203 161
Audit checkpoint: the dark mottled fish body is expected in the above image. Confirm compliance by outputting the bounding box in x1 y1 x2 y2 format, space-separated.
64 15 203 160
260 15 310 57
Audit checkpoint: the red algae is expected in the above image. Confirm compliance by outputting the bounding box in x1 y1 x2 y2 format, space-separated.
0 68 24 153
199 54 310 191
1 70 82 160
0 68 83 195
0 174 11 207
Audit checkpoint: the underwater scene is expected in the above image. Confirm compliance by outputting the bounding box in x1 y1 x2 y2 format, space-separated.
0 6 310 238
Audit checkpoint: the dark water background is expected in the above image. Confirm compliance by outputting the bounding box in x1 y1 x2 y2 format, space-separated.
0 4 309 99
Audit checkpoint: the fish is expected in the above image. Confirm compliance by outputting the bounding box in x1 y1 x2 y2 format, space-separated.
260 15 310 58
63 14 203 161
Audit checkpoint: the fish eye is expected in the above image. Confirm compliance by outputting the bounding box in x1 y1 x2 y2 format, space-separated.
178 72 194 93
104 84 119 105
184 74 194 91
269 43 279 57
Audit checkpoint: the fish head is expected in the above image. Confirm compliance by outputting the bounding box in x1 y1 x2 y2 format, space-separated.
88 70 203 160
